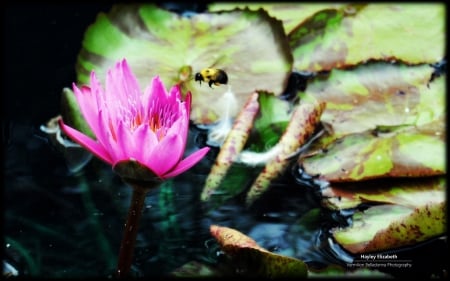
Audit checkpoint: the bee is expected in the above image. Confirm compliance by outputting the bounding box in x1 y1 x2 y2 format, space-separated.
195 68 228 88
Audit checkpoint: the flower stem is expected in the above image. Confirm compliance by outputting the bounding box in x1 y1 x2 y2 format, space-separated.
116 185 149 278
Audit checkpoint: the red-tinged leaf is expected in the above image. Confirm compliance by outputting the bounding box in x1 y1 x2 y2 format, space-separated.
210 225 308 278
201 93 260 201
245 100 325 206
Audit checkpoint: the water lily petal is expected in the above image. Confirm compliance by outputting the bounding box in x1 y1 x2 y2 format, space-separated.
95 110 125 164
148 133 183 176
114 120 132 161
133 124 159 162
72 84 101 134
165 117 188 160
59 118 113 165
147 76 168 109
163 147 210 179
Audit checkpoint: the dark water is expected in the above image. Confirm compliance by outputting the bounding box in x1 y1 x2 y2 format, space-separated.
3 4 447 279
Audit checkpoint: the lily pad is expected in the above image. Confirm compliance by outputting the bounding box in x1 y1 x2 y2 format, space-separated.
76 4 292 124
290 3 445 72
210 225 308 278
299 62 444 138
331 201 446 254
320 176 446 210
299 125 445 182
208 3 346 34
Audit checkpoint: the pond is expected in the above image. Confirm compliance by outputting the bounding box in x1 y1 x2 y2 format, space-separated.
3 3 447 279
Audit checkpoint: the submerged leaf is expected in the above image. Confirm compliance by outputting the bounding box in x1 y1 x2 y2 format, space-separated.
290 3 445 71
210 225 308 278
76 4 292 124
170 261 221 277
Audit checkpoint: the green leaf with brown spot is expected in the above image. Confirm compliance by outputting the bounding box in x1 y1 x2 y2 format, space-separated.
208 3 346 34
76 4 292 124
300 124 445 182
299 62 444 138
290 3 445 72
210 225 308 278
332 201 446 254
320 176 445 210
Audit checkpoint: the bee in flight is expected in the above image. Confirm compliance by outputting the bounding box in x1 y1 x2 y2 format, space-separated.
195 68 228 88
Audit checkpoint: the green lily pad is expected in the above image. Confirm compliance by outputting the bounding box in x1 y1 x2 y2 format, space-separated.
320 176 446 210
76 4 292 124
208 3 346 34
290 3 445 72
300 125 445 182
331 201 446 254
299 62 444 138
210 225 308 278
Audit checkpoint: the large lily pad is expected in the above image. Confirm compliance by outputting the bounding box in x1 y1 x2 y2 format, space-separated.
290 3 445 72
320 176 446 210
299 62 444 138
208 3 346 34
76 4 292 124
210 225 308 278
331 201 446 254
299 125 445 182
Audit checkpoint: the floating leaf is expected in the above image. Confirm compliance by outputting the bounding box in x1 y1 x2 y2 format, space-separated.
300 125 445 182
208 3 346 34
290 3 445 72
320 176 446 210
76 4 292 124
299 62 444 138
331 201 446 254
210 225 308 278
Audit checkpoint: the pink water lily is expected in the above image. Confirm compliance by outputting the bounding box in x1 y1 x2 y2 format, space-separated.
59 59 209 180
